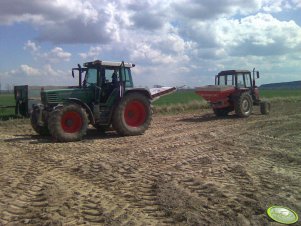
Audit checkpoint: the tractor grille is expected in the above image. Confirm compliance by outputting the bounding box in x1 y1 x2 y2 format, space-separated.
47 93 59 103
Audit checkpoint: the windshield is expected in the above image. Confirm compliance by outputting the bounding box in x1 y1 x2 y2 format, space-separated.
218 74 234 86
85 68 97 85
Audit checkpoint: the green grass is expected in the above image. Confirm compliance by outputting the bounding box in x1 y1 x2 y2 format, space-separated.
152 90 208 113
0 93 15 105
153 91 202 106
0 93 15 116
260 89 301 98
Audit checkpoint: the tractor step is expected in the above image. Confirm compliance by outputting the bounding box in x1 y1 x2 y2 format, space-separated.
97 108 111 124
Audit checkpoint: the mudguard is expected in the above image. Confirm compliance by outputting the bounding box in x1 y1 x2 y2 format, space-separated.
65 98 95 124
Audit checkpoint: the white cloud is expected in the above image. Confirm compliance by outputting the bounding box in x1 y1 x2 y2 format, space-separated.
0 0 111 44
79 46 102 59
42 64 66 77
262 0 284 12
0 64 75 87
292 0 301 8
47 47 71 62
0 0 99 25
172 0 263 20
20 64 40 76
1 0 301 88
215 13 301 55
24 40 40 53
24 40 71 62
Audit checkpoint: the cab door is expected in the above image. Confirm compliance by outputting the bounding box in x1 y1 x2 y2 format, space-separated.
84 67 101 103
244 72 259 101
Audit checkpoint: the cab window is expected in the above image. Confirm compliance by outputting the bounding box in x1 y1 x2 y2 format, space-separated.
104 69 119 83
244 73 252 88
218 75 226 85
124 68 133 87
236 73 245 88
218 75 234 86
226 75 234 85
86 68 98 85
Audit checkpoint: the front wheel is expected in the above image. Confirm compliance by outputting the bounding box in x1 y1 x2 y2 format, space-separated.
48 104 88 142
112 93 152 136
31 107 49 136
260 101 271 115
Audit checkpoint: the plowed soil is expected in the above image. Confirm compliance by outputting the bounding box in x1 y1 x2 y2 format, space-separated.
0 101 300 226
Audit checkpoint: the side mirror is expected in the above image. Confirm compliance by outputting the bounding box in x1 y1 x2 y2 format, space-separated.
72 70 75 78
256 71 260 78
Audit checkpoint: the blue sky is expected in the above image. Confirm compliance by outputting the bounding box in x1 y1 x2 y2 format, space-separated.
0 0 301 89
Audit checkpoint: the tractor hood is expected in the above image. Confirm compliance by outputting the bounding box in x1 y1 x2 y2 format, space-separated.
41 87 93 105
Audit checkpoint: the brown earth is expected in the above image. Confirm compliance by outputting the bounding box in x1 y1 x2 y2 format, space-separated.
0 101 300 226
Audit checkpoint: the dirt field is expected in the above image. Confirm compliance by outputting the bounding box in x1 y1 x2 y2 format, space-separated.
0 101 300 226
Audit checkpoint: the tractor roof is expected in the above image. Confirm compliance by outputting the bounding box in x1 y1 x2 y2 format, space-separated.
84 60 135 68
218 70 251 75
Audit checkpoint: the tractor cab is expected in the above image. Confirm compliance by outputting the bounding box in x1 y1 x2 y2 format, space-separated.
215 69 260 103
71 60 135 104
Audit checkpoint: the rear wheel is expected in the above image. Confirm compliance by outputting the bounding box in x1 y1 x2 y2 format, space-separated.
48 104 88 142
213 108 231 117
234 92 253 117
30 107 49 136
260 101 271 115
113 93 152 136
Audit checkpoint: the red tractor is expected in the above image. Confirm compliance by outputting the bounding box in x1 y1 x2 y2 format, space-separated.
196 69 270 117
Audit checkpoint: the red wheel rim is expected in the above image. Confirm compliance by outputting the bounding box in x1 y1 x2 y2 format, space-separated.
124 100 147 127
61 111 83 133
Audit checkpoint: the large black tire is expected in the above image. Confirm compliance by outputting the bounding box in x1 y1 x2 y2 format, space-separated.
260 101 271 115
234 92 253 117
213 108 231 117
112 93 152 136
30 108 49 136
48 104 88 142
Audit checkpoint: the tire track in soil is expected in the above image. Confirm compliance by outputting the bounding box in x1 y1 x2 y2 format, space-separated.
0 114 245 224
0 145 167 225
0 138 175 223
0 113 261 225
78 115 253 224
81 115 262 224
0 143 52 224
237 131 301 214
1 104 301 225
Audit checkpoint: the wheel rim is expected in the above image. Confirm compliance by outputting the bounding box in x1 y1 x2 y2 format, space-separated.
61 111 83 133
124 100 147 127
242 99 250 114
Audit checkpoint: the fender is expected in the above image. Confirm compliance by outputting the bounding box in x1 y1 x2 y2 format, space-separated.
124 88 152 100
65 98 95 124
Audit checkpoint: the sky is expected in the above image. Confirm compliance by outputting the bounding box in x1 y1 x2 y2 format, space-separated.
0 0 301 89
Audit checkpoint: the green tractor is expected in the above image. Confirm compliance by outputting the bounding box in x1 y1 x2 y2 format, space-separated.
31 60 152 142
